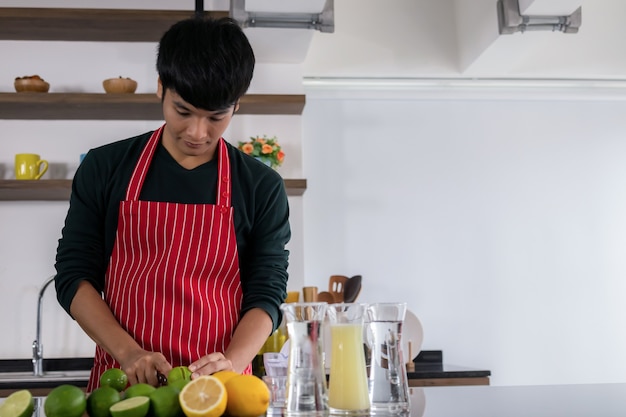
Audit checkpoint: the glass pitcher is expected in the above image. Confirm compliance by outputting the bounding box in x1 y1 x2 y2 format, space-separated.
365 302 411 415
280 302 329 416
327 303 370 415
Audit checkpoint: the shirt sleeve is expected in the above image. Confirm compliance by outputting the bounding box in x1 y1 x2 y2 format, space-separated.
237 168 291 332
54 151 114 316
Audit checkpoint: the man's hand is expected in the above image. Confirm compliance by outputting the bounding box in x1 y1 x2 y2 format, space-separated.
189 309 273 377
188 352 234 378
119 349 172 386
70 282 172 386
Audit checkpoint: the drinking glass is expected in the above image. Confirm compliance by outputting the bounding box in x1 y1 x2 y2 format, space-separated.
263 375 288 414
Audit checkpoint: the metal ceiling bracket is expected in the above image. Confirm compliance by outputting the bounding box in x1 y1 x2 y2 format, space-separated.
195 0 204 18
230 0 335 33
497 0 581 34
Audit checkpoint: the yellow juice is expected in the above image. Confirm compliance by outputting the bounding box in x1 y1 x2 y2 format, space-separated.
328 323 370 412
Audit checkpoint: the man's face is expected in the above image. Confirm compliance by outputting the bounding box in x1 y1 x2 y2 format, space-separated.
157 83 238 167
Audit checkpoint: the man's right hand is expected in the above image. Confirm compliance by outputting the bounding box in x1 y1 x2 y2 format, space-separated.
70 281 172 386
118 348 172 386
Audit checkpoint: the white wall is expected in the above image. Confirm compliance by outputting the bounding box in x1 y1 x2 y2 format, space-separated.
298 0 626 386
301 83 626 386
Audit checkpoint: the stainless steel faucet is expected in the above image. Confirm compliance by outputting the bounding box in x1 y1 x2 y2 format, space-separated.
32 275 56 376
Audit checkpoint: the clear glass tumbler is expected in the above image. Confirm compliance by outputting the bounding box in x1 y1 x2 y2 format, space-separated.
280 302 329 416
327 303 370 415
263 375 288 414
365 302 411 415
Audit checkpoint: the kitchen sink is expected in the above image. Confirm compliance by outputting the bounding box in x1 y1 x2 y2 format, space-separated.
0 370 90 384
0 358 92 390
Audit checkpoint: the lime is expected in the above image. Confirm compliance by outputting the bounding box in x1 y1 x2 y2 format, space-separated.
167 366 192 385
124 383 156 399
167 378 188 394
109 396 150 417
86 386 122 417
44 384 87 417
149 385 182 417
0 389 34 417
100 368 129 392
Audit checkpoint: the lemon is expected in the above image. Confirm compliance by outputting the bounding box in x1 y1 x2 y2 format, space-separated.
225 374 270 417
44 384 87 417
179 375 227 417
167 366 192 385
0 389 34 417
124 383 156 399
100 368 129 392
86 386 122 417
109 396 150 417
211 370 239 386
149 385 182 417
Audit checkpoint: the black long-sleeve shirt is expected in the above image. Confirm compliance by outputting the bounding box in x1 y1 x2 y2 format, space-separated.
55 131 290 330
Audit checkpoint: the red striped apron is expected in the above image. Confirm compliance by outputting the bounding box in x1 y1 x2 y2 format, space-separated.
88 125 248 391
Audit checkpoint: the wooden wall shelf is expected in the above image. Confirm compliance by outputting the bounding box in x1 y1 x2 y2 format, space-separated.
0 93 306 120
0 7 308 200
0 8 228 42
0 179 307 201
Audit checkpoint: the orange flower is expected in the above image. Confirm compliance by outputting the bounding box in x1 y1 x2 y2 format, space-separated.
241 143 254 154
238 135 283 168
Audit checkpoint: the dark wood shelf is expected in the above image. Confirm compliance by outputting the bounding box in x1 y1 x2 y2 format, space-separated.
0 7 308 200
0 8 228 42
0 179 307 200
0 93 305 120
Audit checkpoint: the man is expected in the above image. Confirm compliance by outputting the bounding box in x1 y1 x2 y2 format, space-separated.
54 17 290 391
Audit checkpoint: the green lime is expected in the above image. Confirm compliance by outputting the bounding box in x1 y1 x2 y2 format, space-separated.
44 384 87 417
124 383 156 399
167 366 192 385
0 389 34 417
86 386 122 417
149 385 182 417
100 368 129 392
166 378 188 394
109 396 150 417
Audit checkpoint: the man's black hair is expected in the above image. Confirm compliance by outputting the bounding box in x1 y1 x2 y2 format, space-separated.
157 17 255 111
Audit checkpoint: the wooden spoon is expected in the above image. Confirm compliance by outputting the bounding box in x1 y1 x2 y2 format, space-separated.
317 291 336 303
343 275 362 303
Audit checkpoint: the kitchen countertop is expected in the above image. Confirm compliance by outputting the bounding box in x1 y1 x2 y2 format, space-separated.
415 383 626 416
408 350 490 386
0 350 490 394
3 383 625 416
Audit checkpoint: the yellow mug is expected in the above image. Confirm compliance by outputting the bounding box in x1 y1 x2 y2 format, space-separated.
285 291 300 303
15 153 49 180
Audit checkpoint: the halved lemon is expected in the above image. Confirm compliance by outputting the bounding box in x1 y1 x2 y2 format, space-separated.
179 375 227 417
